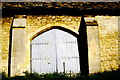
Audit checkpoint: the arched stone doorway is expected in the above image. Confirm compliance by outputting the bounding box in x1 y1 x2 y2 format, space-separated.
30 29 80 74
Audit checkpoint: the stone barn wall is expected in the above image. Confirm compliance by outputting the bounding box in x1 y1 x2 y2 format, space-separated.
96 16 119 71
0 15 119 76
1 17 13 73
25 15 81 76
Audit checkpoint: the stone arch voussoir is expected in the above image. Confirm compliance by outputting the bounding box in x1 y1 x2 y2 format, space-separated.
29 23 79 41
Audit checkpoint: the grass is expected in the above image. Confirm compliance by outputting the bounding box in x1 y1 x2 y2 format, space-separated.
1 69 120 80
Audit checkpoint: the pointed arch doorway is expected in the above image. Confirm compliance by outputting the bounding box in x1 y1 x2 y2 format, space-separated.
31 29 80 74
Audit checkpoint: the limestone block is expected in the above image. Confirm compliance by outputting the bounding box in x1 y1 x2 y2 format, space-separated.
87 26 101 73
11 29 27 76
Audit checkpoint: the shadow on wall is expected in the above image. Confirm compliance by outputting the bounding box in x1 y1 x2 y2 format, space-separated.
77 16 89 75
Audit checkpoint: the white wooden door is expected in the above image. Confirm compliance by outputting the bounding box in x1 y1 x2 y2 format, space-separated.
31 29 80 74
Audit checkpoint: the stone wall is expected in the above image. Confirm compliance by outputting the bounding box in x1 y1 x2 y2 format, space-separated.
0 17 2 74
26 15 81 40
1 17 13 73
96 16 119 71
1 15 120 76
118 16 120 67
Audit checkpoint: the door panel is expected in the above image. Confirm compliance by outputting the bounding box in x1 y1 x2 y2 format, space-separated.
55 29 80 73
31 29 80 74
31 30 56 73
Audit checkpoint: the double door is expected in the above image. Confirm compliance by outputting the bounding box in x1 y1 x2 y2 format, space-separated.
31 29 80 74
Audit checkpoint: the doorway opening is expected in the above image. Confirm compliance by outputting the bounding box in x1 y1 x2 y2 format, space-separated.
30 29 80 74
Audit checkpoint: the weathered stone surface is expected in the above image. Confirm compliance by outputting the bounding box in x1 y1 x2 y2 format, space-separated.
11 29 27 76
0 17 2 74
118 16 120 67
1 15 120 76
96 16 119 71
26 15 81 40
1 17 13 73
87 26 101 73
